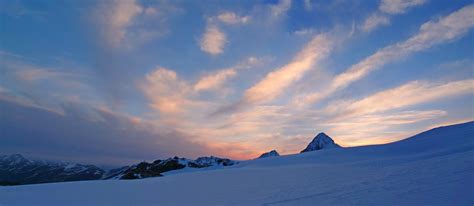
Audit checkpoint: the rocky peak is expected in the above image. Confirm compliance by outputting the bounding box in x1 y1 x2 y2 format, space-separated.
258 150 280 158
300 132 341 153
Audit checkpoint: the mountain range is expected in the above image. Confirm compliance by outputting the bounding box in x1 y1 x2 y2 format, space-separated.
0 154 104 185
0 132 340 185
2 121 472 205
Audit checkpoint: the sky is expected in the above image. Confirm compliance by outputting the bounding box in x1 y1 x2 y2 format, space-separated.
0 0 473 166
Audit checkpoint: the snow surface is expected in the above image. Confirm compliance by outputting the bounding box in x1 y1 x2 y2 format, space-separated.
1 122 473 205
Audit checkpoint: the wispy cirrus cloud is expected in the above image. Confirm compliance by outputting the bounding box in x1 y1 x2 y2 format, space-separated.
95 0 143 47
295 5 474 107
322 110 448 146
3 0 473 164
0 51 100 109
360 0 426 32
94 0 181 48
270 0 292 17
325 79 474 120
379 0 426 14
194 57 269 92
198 0 291 56
210 33 333 116
216 11 250 25
194 68 236 92
360 13 390 32
141 56 268 114
16 68 80 82
244 33 333 105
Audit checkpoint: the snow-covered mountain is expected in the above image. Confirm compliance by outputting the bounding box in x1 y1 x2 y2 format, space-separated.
1 121 472 205
258 150 280 158
105 156 237 180
300 132 341 153
0 154 105 185
0 153 237 184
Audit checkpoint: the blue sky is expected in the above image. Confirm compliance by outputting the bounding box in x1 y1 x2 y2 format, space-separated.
1 0 473 165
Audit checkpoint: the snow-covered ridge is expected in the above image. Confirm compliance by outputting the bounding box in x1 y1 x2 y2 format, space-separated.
0 154 105 185
106 156 238 180
0 154 238 184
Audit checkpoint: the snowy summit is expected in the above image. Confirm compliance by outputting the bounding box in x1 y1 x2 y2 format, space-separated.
301 132 341 153
258 150 280 159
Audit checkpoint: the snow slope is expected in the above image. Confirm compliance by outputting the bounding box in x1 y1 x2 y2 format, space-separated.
0 122 473 205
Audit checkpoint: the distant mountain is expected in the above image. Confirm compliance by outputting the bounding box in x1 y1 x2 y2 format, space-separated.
0 154 105 185
4 122 473 204
107 156 237 180
301 132 341 153
258 150 280 158
0 154 238 185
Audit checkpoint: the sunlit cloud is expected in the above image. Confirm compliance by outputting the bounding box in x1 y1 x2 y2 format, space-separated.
94 0 181 48
296 4 474 107
323 110 447 146
359 0 426 32
326 79 474 120
200 24 227 55
360 13 390 32
270 0 292 17
199 10 252 56
194 68 236 91
142 56 271 115
194 56 270 92
243 33 333 105
216 11 250 25
2 1 473 164
380 0 426 14
141 67 192 114
95 0 143 47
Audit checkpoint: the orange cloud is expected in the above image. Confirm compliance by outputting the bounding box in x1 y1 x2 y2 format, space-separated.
294 5 474 108
141 67 191 114
194 68 237 91
329 79 474 120
244 33 333 104
202 141 262 160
